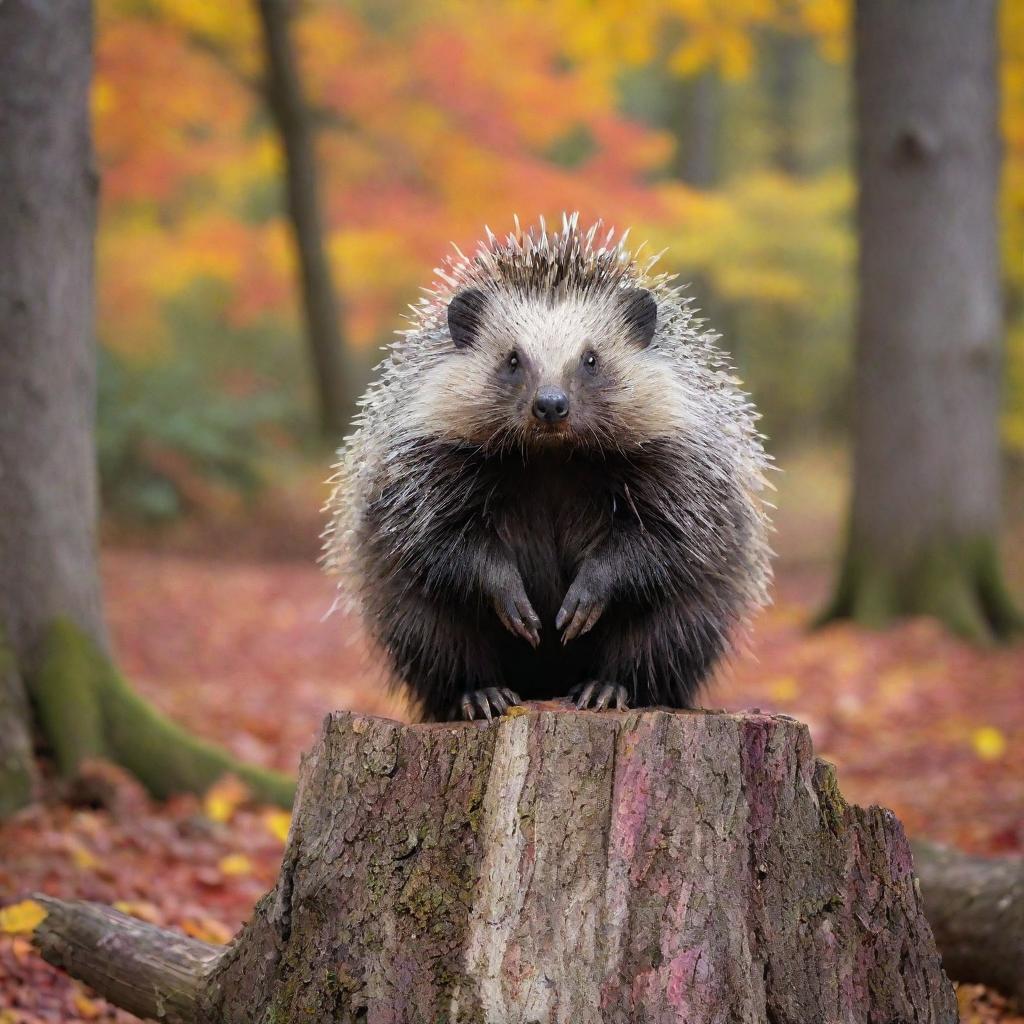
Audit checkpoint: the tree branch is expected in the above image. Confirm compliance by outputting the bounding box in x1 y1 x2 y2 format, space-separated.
33 896 224 1024
912 840 1024 1004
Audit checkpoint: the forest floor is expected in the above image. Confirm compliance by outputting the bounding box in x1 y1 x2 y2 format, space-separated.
1 450 1022 1022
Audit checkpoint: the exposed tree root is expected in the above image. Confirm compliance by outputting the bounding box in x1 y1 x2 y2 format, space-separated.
816 536 1023 644
26 618 294 808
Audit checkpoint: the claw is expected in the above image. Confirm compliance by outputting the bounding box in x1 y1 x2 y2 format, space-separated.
579 604 604 637
595 683 623 710
573 681 596 709
555 601 572 632
497 597 541 647
569 681 629 712
475 691 493 721
558 585 606 643
457 687 523 722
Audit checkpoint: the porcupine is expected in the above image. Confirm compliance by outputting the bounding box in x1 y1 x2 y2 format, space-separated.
323 214 771 721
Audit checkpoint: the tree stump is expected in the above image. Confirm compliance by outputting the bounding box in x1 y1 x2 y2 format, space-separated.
34 705 958 1023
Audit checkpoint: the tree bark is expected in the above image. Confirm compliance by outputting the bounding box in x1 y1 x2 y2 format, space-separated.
0 0 293 813
254 0 359 439
0 0 102 810
821 0 1021 641
32 706 958 1023
912 840 1024 1005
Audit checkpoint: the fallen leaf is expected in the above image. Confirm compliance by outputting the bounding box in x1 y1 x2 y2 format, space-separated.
113 900 161 923
768 676 799 701
0 899 46 935
181 916 233 945
217 853 253 877
203 776 251 823
263 809 291 843
72 989 102 1019
972 726 1007 761
68 841 100 871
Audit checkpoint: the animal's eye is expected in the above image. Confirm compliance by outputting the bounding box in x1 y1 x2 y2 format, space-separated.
508 351 520 371
583 351 598 373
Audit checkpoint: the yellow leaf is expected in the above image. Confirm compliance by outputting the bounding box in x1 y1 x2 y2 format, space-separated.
218 853 253 877
113 900 160 923
263 809 292 844
768 676 799 701
0 899 47 935
70 842 100 871
73 989 102 1019
971 726 1007 761
203 775 250 823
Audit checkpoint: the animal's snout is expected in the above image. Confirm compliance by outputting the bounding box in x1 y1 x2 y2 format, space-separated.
532 386 570 423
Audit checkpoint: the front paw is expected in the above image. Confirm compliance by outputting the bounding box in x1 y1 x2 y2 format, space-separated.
556 573 607 643
493 575 541 648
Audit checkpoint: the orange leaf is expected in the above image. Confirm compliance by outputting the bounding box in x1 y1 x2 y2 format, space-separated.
203 775 251 823
181 916 233 945
113 900 161 924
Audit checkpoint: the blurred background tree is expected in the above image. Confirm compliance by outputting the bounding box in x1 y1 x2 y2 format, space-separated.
821 0 1021 642
0 0 292 813
254 0 360 437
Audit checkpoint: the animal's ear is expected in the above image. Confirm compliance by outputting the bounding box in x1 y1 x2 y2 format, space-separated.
619 288 658 348
447 288 488 349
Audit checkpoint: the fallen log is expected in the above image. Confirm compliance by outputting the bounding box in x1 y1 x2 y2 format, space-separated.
33 705 958 1023
912 839 1024 1005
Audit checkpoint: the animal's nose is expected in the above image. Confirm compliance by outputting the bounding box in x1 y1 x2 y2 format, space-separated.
532 386 570 422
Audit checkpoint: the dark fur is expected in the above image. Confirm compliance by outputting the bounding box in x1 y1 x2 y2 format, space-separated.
357 437 753 720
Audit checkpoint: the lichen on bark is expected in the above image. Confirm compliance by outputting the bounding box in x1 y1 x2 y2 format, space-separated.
0 627 36 816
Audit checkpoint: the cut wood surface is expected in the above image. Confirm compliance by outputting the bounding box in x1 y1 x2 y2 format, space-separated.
34 705 958 1023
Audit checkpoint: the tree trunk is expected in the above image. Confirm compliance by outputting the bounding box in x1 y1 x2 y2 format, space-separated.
0 0 292 813
912 840 1024 1005
821 0 1022 641
0 0 102 810
255 0 358 440
668 69 720 189
32 706 958 1023
766 30 803 177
